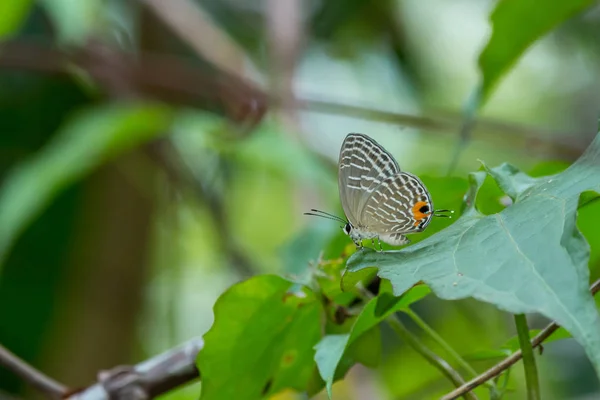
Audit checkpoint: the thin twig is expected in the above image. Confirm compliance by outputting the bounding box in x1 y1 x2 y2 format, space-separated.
386 314 479 400
300 98 587 160
405 308 494 393
514 314 540 400
441 278 600 400
0 343 68 399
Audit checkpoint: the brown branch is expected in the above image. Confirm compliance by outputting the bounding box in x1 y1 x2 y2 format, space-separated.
66 337 203 399
0 40 268 128
0 343 68 399
441 278 600 400
0 40 588 160
300 98 587 160
0 337 202 400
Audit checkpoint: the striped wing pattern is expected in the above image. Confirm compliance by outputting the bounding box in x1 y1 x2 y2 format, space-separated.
361 172 432 234
338 133 433 243
338 133 400 224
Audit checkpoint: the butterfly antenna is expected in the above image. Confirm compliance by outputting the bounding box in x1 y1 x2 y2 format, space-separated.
307 209 347 223
304 212 346 224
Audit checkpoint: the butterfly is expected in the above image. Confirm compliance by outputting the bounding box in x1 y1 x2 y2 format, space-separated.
306 133 452 250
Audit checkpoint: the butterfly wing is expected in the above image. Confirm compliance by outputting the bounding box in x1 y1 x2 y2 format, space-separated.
359 172 434 244
338 133 400 225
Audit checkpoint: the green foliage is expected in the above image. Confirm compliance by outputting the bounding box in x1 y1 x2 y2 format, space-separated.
194 142 600 399
0 102 174 266
2 0 600 399
467 327 572 361
347 133 600 378
478 0 597 103
197 275 321 400
0 0 34 39
39 0 101 44
314 286 430 398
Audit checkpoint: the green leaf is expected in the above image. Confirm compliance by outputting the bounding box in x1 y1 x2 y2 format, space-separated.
314 287 429 398
0 0 34 38
39 0 101 45
197 275 321 400
347 132 600 378
464 349 511 361
340 267 377 293
482 162 538 202
478 0 597 103
0 102 173 266
346 325 381 368
314 334 349 397
374 285 431 317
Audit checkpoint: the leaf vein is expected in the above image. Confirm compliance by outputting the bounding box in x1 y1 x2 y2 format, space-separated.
495 213 584 337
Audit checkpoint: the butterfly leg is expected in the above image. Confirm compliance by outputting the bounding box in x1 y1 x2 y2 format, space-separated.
377 237 383 252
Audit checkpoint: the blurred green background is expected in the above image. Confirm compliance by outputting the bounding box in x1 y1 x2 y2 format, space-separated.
1 0 600 399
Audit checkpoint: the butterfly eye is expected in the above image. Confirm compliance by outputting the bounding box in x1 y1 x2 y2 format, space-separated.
344 223 352 235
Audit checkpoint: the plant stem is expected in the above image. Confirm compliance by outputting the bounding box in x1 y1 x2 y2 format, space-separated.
404 309 477 377
386 314 479 400
405 308 498 393
514 314 540 400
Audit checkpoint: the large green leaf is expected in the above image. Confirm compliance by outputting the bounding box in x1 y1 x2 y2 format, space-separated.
314 286 430 398
478 0 597 103
0 102 174 265
0 0 34 38
347 132 600 377
197 275 321 400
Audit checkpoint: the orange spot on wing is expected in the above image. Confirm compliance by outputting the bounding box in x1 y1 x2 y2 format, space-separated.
412 201 430 226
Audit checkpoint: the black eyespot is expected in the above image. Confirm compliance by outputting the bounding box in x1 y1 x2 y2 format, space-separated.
419 204 430 214
344 223 352 234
